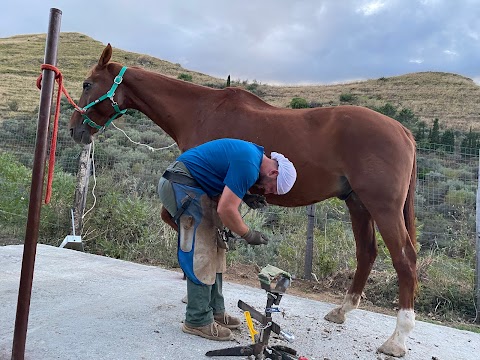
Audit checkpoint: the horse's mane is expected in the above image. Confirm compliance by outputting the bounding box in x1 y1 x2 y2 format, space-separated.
115 62 274 109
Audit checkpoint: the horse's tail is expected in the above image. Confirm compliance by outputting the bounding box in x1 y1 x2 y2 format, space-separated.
404 151 416 248
404 133 418 295
404 134 417 249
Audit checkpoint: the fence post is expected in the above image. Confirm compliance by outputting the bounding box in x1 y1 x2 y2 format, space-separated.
73 144 92 235
476 151 480 323
11 8 62 360
304 204 315 280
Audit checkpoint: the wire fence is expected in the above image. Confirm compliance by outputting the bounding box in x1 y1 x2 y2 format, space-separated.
1 110 478 321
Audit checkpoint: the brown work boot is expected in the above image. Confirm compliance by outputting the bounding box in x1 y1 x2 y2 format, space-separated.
214 312 242 329
182 322 233 341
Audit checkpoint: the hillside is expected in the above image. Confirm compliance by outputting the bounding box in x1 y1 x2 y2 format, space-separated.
1 32 480 130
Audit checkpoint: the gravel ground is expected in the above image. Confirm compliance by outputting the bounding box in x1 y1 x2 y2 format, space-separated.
1 244 479 360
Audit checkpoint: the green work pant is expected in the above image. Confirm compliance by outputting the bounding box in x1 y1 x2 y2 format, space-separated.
185 273 225 327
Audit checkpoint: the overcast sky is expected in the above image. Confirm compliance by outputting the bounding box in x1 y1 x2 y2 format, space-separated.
1 0 480 85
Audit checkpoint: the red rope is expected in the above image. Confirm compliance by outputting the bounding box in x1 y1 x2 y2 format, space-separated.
36 64 83 204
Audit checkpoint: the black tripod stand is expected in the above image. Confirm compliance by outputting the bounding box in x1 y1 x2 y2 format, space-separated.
206 265 299 360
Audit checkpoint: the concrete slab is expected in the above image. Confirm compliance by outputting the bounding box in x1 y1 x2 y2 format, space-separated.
0 245 478 360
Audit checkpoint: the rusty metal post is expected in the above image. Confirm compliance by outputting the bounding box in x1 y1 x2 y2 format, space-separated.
304 204 315 280
476 150 480 324
11 8 62 360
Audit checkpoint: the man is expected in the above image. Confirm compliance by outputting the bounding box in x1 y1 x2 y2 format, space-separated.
157 138 297 341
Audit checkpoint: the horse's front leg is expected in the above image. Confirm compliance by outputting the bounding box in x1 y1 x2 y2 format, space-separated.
325 194 377 323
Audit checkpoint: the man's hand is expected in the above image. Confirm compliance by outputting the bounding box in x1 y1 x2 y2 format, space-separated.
242 229 269 245
242 193 268 209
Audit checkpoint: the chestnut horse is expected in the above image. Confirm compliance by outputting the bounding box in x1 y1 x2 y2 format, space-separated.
69 44 417 357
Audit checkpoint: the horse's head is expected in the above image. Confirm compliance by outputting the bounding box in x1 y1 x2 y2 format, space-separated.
69 44 127 144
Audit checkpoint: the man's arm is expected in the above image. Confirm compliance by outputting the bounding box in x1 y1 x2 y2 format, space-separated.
217 186 270 246
217 186 248 236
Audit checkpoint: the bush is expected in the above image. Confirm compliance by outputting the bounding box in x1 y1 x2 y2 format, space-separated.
290 97 309 109
8 100 19 111
177 73 193 82
82 189 178 266
339 93 355 103
415 253 475 321
245 81 265 97
0 152 31 235
0 151 75 243
375 102 397 117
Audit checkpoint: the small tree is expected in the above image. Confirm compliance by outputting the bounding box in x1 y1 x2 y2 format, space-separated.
414 121 427 142
376 103 397 118
428 118 441 146
460 127 480 157
440 129 455 153
396 108 416 126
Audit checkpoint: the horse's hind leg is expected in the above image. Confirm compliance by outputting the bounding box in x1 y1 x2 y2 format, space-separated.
324 193 377 323
374 210 416 357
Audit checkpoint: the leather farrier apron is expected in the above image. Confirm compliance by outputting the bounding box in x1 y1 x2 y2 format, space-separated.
158 162 226 285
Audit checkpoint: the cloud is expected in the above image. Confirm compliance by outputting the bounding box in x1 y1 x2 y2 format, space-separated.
357 1 386 16
1 0 480 84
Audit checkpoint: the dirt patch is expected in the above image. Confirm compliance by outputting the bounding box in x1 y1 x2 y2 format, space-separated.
223 264 480 333
223 263 396 317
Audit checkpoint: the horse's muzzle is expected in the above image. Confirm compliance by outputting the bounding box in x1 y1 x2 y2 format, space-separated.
70 125 92 145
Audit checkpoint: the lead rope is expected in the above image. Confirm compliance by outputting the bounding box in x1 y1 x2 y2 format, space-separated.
111 123 177 151
36 64 177 207
82 127 177 221
36 64 83 204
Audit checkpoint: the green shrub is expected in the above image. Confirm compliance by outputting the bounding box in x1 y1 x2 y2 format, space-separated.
415 253 475 321
245 81 265 97
375 102 397 117
339 93 355 103
0 151 75 243
290 97 309 109
177 73 193 82
0 152 31 235
8 100 19 111
202 82 226 89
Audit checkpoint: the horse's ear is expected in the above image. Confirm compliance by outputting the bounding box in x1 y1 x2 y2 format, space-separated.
98 44 112 68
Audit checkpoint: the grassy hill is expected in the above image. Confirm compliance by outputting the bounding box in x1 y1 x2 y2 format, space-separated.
1 32 480 130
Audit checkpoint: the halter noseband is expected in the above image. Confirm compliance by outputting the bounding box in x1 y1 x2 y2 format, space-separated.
79 66 128 130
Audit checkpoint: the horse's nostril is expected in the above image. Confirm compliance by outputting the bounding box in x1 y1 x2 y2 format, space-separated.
69 128 73 137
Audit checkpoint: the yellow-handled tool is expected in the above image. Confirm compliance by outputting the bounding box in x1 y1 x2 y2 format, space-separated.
244 311 258 343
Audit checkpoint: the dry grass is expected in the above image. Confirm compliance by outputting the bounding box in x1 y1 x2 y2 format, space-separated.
1 32 480 130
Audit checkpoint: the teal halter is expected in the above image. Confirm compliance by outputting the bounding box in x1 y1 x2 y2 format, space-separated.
80 66 128 130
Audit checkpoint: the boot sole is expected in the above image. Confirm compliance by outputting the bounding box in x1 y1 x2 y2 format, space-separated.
182 324 233 341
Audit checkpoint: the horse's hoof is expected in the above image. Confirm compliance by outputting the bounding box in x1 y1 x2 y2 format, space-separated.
377 339 406 357
324 308 346 324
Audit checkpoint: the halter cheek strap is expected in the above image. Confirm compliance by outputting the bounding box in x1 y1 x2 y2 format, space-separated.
80 66 128 130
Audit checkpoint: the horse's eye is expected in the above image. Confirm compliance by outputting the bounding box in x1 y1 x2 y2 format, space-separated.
83 82 91 90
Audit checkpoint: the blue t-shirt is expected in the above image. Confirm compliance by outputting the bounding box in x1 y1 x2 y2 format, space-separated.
177 139 264 198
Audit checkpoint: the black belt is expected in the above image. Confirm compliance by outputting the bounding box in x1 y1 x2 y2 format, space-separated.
162 170 200 188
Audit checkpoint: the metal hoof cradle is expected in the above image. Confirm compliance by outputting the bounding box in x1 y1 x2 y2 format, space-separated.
206 265 308 360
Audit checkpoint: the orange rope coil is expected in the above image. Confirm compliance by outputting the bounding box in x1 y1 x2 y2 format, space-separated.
36 64 82 204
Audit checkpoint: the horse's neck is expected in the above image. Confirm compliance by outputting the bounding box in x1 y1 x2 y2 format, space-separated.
124 68 207 147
